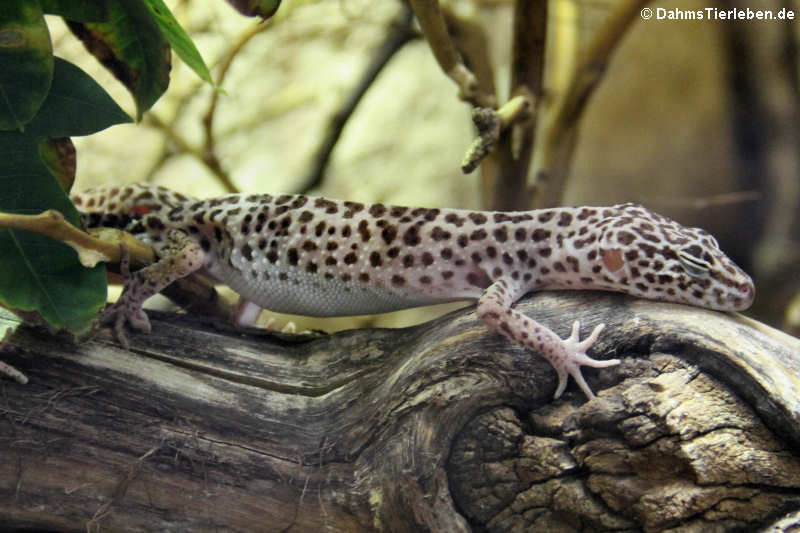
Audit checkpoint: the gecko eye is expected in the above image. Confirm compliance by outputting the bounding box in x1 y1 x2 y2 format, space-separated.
678 249 711 278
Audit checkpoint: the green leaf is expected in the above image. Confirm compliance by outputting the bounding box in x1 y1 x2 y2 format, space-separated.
66 0 170 121
0 0 53 131
27 57 132 138
39 0 110 22
143 0 214 86
0 133 106 334
0 57 126 334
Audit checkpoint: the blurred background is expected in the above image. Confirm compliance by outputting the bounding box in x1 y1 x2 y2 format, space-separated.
52 0 800 334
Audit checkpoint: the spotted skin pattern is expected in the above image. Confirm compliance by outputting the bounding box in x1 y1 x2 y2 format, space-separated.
72 184 755 399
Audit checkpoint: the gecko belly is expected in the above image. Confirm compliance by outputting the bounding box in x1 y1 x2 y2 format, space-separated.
208 262 467 317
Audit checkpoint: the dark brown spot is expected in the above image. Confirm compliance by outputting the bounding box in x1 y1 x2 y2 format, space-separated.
531 228 550 242
358 220 371 242
369 204 386 217
421 252 434 266
391 275 406 286
466 272 482 287
468 213 487 224
314 198 339 214
299 210 314 223
242 244 253 261
369 251 382 267
420 275 432 284
441 248 453 260
442 271 454 279
382 225 397 245
557 212 573 227
344 252 358 265
471 252 482 263
444 213 465 227
486 246 497 258
302 240 317 251
457 235 468 247
390 206 408 217
325 257 337 266
493 227 508 242
431 227 451 241
539 247 552 257
470 229 487 241
359 272 369 282
287 248 299 265
403 255 414 268
514 228 526 241
538 211 555 223
403 226 421 246
342 225 352 238
307 262 318 273
566 256 580 272
617 230 636 245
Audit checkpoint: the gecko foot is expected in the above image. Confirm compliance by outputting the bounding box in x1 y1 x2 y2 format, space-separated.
100 244 151 349
553 321 620 400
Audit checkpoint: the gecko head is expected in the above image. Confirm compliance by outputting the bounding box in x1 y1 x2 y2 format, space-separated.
593 203 754 311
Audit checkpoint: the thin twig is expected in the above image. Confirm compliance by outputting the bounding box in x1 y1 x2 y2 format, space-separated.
202 23 272 194
297 6 417 193
440 5 497 103
533 0 651 208
0 210 152 267
408 0 495 108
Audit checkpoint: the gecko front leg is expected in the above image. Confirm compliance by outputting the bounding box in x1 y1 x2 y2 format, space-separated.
103 230 204 348
476 279 620 400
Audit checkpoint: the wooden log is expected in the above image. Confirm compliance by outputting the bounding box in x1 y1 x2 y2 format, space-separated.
1 291 799 532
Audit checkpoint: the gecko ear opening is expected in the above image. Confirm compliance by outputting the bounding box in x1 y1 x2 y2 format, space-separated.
601 248 625 275
597 223 630 281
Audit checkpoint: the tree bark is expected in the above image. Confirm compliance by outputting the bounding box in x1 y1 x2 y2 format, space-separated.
1 292 799 532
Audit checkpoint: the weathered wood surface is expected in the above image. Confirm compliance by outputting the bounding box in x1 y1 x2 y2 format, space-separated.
1 291 799 532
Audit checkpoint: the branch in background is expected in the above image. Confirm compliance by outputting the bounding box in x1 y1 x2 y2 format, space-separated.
461 94 531 173
440 6 497 103
488 0 547 211
144 112 238 194
297 6 417 193
202 23 272 194
408 0 495 108
533 0 651 208
437 4 504 193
